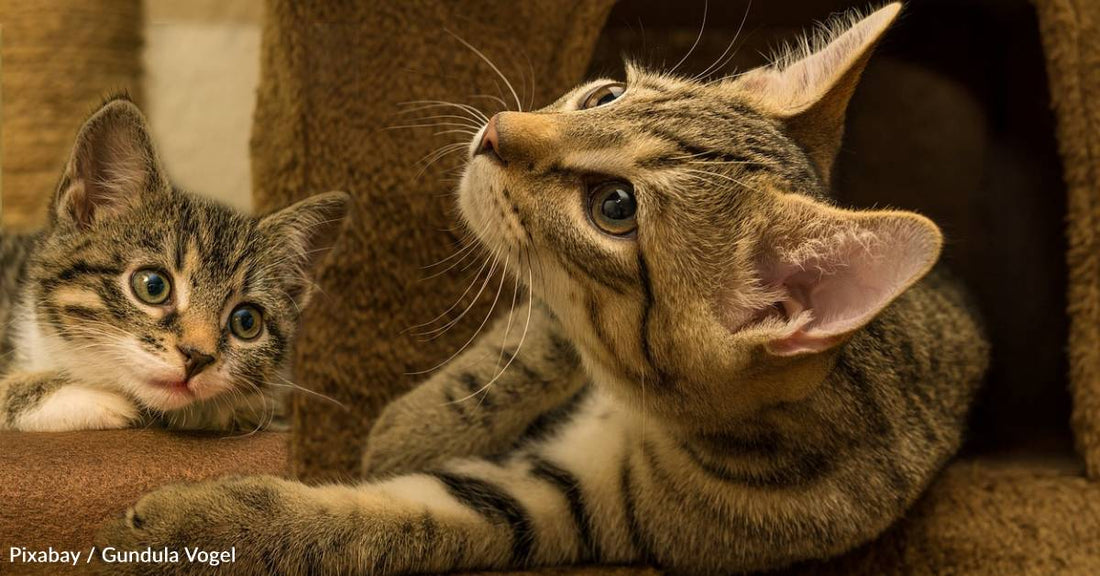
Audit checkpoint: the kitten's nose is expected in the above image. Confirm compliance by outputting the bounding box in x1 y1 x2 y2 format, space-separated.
476 114 501 160
177 345 215 380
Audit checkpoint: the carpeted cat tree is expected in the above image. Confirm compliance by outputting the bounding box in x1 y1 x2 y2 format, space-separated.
0 0 1098 574
0 0 144 231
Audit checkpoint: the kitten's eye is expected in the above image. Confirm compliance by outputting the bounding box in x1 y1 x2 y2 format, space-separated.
229 304 264 340
582 83 625 109
589 181 637 236
130 269 172 305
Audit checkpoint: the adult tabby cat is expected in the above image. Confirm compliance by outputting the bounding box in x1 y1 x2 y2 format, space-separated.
99 4 988 574
0 97 348 431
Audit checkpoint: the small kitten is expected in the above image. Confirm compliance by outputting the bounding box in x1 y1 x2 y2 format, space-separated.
99 4 989 575
0 97 348 432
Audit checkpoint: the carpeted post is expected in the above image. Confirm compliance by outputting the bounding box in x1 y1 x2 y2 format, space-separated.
1033 0 1100 479
252 0 618 481
0 0 143 231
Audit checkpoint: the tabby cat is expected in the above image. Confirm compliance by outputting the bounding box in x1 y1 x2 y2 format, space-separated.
98 4 988 574
0 97 348 431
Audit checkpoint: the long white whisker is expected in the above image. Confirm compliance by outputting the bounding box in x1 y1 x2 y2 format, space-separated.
408 254 510 375
697 0 753 80
670 0 708 75
445 30 523 112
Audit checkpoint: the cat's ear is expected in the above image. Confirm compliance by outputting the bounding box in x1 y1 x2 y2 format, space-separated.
731 3 900 181
259 191 350 303
755 196 941 356
53 96 168 229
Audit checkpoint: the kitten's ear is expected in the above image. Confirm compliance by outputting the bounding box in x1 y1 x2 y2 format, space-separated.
732 3 900 181
259 191 351 304
757 196 941 356
53 96 168 228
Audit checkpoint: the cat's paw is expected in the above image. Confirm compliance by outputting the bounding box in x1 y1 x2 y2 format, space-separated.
95 476 301 576
13 384 139 431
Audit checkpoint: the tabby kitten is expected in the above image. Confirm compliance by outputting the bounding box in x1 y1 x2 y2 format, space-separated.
0 97 348 432
99 4 988 575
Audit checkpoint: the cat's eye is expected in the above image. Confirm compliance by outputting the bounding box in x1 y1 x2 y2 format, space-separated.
581 83 625 109
130 269 172 305
588 181 637 236
229 304 264 340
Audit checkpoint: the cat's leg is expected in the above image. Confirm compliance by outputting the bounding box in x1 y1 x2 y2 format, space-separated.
363 300 586 476
0 371 140 431
96 392 639 576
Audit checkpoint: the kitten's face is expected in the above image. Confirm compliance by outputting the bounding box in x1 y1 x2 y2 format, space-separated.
35 193 288 411
28 98 348 414
457 4 939 424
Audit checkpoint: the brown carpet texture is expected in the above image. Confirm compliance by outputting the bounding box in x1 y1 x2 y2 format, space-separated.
251 0 618 480
1036 0 1100 479
0 431 288 576
0 0 143 231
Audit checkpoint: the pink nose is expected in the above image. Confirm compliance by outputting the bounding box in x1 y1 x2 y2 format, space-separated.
477 114 500 157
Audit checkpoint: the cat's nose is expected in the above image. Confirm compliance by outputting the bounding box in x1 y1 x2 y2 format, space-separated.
476 114 501 160
177 345 215 380
475 112 556 164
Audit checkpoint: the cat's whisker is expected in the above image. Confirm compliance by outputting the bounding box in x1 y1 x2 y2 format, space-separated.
669 0 708 75
393 113 485 126
523 50 537 112
421 238 486 281
408 253 510 376
694 0 753 81
684 168 767 195
468 94 509 113
416 143 471 181
445 30 523 112
434 129 479 138
455 260 534 406
409 251 499 339
422 237 478 270
398 100 490 124
266 375 346 409
494 262 524 370
414 250 504 340
684 159 767 166
407 247 496 333
666 150 732 161
385 122 482 133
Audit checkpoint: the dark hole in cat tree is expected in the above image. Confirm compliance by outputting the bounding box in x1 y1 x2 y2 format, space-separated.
588 0 1070 455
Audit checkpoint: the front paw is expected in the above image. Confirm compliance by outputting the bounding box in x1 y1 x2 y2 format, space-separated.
95 476 300 576
11 382 139 431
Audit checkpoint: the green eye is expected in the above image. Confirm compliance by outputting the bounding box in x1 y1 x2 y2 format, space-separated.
130 269 172 305
589 181 637 236
229 304 263 340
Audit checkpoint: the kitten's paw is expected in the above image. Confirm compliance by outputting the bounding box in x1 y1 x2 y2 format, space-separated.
14 385 139 431
95 476 303 576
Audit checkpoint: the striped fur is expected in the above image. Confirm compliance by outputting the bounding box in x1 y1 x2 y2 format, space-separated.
97 5 989 575
0 97 348 432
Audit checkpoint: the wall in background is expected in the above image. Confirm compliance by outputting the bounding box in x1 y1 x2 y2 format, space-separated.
143 0 261 212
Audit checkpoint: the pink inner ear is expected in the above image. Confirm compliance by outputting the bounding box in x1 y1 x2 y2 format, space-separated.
766 218 938 356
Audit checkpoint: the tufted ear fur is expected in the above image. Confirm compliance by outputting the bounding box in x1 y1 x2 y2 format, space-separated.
259 191 351 305
53 96 168 229
732 3 901 182
751 196 942 356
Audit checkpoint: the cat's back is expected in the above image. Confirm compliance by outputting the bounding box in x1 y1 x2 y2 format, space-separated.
853 266 989 394
0 228 38 372
837 266 989 463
